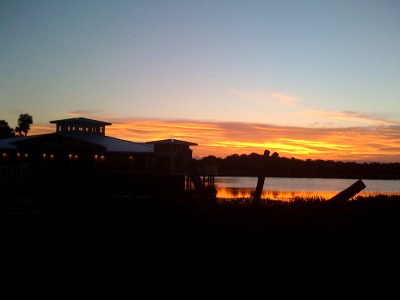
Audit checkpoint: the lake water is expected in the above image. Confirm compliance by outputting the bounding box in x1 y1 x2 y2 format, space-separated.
214 176 400 200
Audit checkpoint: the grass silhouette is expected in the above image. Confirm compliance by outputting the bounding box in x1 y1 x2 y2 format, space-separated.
2 193 400 297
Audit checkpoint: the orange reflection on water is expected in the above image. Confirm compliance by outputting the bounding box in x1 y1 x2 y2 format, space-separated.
217 187 340 201
216 187 400 201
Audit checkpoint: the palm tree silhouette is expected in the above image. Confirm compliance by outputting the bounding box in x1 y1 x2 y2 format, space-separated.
15 113 33 136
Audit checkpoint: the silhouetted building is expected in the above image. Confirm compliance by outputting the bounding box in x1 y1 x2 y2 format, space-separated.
147 139 197 174
0 117 198 194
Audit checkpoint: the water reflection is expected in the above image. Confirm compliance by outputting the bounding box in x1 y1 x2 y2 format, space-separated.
215 176 400 201
216 187 336 201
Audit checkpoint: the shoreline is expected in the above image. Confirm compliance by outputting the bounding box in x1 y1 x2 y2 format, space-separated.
213 173 400 180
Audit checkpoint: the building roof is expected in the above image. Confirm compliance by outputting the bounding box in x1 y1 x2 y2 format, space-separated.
49 117 112 126
2 118 196 154
146 139 198 146
2 133 153 154
61 133 154 153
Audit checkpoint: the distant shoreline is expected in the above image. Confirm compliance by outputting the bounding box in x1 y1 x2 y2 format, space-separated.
213 173 400 180
195 154 400 179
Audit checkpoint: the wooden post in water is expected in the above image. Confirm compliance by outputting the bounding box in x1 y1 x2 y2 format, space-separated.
328 179 366 203
253 150 279 206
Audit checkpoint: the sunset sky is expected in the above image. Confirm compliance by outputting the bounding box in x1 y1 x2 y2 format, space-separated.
1 1 399 162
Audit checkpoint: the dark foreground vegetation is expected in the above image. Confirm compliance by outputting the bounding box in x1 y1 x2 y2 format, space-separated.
196 153 400 179
2 190 400 297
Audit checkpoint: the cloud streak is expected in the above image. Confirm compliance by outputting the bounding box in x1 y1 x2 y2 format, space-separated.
231 90 299 108
271 92 298 107
231 89 399 128
308 110 400 126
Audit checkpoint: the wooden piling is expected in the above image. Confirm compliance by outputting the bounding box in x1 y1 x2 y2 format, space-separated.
253 150 279 206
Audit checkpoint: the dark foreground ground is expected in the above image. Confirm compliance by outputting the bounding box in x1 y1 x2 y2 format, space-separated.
1 192 400 298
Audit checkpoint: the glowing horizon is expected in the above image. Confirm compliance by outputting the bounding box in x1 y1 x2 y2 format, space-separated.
2 2 399 163
30 116 400 163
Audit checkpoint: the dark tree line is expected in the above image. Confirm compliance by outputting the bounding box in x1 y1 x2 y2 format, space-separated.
0 114 33 138
195 153 400 179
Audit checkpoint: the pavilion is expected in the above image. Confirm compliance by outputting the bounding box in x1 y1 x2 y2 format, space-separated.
0 117 199 194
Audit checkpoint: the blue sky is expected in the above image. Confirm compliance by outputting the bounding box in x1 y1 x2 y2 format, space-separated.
1 1 399 161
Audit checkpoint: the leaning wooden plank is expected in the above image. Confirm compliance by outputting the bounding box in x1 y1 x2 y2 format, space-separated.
328 179 366 202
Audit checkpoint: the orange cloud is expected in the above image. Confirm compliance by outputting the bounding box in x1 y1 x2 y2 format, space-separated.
30 117 400 163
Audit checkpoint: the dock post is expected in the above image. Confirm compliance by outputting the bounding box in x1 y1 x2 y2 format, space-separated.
253 150 279 206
